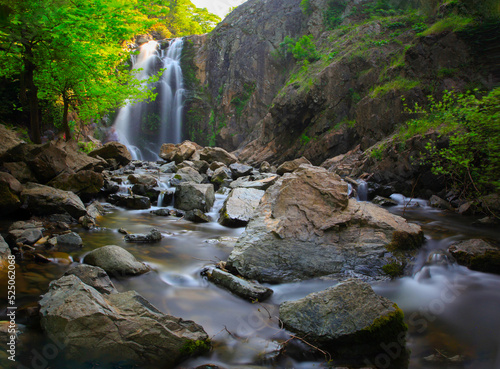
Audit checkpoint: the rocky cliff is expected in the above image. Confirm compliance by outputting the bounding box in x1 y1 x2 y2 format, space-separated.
182 0 498 196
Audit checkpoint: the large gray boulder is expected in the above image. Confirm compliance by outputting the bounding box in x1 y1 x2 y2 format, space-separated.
39 275 210 366
124 228 163 243
276 156 311 175
48 170 104 196
8 220 44 246
171 166 204 186
64 264 118 295
89 142 132 166
227 165 423 283
20 183 87 219
199 147 237 165
279 279 407 356
159 140 200 163
218 188 265 227
84 245 150 277
230 174 279 190
174 183 215 212
108 194 151 210
56 232 83 250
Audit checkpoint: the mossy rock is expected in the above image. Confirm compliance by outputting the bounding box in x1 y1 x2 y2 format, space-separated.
180 339 211 356
386 230 425 252
449 239 500 275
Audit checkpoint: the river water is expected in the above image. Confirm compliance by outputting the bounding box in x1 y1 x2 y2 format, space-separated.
2 168 500 369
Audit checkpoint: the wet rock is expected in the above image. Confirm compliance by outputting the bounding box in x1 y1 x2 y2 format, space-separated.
159 140 199 163
279 279 407 356
429 195 454 211
128 173 158 187
229 163 253 178
448 239 500 274
209 161 226 171
211 166 233 186
185 209 211 223
56 232 83 250
170 166 204 186
0 123 24 157
0 172 23 216
48 170 104 196
28 142 69 183
151 209 171 216
64 264 118 295
108 194 151 210
160 161 178 173
372 195 399 207
193 160 210 174
89 141 132 167
174 183 215 212
202 266 273 302
219 188 265 227
8 220 44 246
84 245 150 277
276 157 311 175
39 275 210 366
227 165 423 283
131 184 161 202
199 147 237 165
0 235 11 265
124 228 162 243
86 201 106 221
229 174 279 191
260 161 272 173
20 183 87 219
2 161 37 183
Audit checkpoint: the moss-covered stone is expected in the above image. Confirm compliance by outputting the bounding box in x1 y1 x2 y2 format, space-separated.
180 339 211 356
387 230 425 252
382 262 405 278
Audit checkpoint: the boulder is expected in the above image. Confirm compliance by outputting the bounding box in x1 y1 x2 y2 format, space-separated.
54 139 107 173
170 167 204 186
2 162 37 183
0 235 11 266
372 195 399 207
124 228 162 243
211 166 233 185
160 161 178 173
0 172 22 215
56 232 83 250
89 142 132 166
131 184 162 202
64 264 118 295
429 195 454 211
276 156 311 175
185 209 211 223
159 140 199 163
174 183 215 212
128 174 158 187
218 188 265 227
209 161 226 171
48 170 104 196
8 220 45 246
229 174 279 190
192 160 210 174
279 279 407 357
448 239 500 274
108 194 151 210
199 147 237 165
21 183 87 219
84 245 150 277
229 163 253 178
227 165 423 283
259 161 272 173
0 123 23 157
28 142 69 183
202 266 273 302
39 275 210 366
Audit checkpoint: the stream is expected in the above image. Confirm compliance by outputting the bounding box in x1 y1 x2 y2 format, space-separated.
2 166 500 369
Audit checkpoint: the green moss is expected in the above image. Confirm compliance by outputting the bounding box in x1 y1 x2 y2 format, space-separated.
231 82 255 118
371 78 420 98
467 251 500 274
180 339 211 356
358 304 408 343
421 15 474 35
173 174 182 180
382 262 405 278
386 231 425 252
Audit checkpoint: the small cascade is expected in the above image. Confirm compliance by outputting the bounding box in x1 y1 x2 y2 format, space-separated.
356 180 368 201
113 39 185 161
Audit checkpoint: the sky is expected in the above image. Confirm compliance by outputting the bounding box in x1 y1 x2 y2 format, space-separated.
191 0 248 18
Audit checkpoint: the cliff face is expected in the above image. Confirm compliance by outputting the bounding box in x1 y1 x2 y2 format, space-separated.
183 0 497 166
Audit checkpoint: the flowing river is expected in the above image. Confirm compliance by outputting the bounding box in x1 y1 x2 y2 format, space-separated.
2 165 500 369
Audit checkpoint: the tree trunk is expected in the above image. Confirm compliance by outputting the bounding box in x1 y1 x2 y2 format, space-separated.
23 45 41 144
62 93 71 141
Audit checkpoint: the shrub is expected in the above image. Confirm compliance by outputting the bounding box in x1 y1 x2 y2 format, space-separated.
280 35 320 63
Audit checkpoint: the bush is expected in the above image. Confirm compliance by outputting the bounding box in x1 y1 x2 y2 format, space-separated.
280 35 320 63
403 88 500 200
324 0 347 29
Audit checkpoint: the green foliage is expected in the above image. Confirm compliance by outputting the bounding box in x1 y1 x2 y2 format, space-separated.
422 15 474 35
180 339 211 355
371 78 420 98
324 0 347 30
412 22 428 33
370 145 385 161
231 82 256 118
300 133 311 145
371 39 390 46
280 35 320 63
78 141 98 154
300 0 313 15
402 88 500 199
382 262 405 278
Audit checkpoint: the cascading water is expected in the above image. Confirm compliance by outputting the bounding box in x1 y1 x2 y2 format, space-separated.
112 39 185 161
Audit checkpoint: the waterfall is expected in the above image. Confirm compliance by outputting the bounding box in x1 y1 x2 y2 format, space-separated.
112 39 185 161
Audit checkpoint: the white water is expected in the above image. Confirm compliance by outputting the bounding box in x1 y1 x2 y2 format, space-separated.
113 39 185 161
